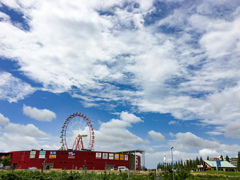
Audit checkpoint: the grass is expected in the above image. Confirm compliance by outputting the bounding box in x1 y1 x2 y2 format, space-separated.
192 170 240 176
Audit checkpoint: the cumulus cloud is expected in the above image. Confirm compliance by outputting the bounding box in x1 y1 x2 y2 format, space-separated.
0 133 38 151
120 111 144 123
95 112 147 151
173 132 220 149
23 104 56 122
0 0 240 141
0 115 58 151
148 130 165 142
199 149 220 158
0 113 9 125
0 132 60 152
4 123 47 137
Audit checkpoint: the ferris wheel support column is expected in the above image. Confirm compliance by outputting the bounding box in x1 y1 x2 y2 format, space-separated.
60 112 95 151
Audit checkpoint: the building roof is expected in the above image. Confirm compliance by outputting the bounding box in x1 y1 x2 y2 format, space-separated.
204 160 236 168
115 150 145 154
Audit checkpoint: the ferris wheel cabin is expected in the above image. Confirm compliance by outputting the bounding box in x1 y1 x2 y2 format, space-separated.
4 113 145 171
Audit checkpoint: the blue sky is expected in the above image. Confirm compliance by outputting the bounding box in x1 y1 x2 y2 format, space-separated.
1 0 240 168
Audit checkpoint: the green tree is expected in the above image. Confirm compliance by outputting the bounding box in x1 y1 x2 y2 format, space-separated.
237 151 240 170
189 159 193 169
196 157 200 166
200 156 203 163
186 160 189 168
225 155 230 162
192 160 196 169
220 155 224 161
1 156 11 167
207 156 209 160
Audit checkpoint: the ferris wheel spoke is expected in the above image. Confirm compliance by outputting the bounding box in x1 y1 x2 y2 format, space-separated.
61 113 94 150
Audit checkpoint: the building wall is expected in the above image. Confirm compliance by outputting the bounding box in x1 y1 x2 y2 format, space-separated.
129 154 141 170
229 157 238 166
9 150 141 170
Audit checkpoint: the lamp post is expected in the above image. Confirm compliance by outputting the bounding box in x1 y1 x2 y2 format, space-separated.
171 147 174 180
43 158 47 173
164 154 166 173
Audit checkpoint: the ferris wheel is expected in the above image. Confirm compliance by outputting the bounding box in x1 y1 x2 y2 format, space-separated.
60 112 94 150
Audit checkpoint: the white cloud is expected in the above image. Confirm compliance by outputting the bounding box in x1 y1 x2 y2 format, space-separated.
95 113 147 151
0 115 59 151
199 18 240 59
173 132 220 149
0 0 240 141
141 145 154 153
23 104 56 122
0 72 35 103
168 121 178 125
148 130 165 142
225 121 240 138
120 111 143 123
199 149 220 158
0 133 38 151
220 144 240 155
0 132 60 152
169 132 240 159
0 113 9 125
4 123 47 137
205 131 222 136
0 11 10 21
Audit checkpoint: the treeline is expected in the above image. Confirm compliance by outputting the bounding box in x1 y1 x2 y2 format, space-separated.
157 152 240 172
157 154 235 171
157 157 202 171
157 155 226 171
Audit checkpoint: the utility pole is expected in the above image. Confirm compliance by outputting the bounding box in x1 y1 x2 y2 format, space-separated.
164 154 166 173
43 158 47 173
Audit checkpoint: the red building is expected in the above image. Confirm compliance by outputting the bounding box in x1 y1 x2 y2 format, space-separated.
8 149 143 171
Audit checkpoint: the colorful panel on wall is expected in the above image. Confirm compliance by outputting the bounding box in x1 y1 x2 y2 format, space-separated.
120 154 124 160
96 152 101 159
115 154 119 160
109 153 114 160
102 153 108 159
49 151 57 159
29 151 36 159
125 154 128 161
39 151 46 159
68 151 75 159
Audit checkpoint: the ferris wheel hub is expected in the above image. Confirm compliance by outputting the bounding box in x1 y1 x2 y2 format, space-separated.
60 113 94 151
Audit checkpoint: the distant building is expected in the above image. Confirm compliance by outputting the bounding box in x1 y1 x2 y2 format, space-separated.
198 160 236 172
229 157 238 166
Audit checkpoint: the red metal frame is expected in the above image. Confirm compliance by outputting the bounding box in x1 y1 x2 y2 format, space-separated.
72 135 87 150
61 113 94 150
